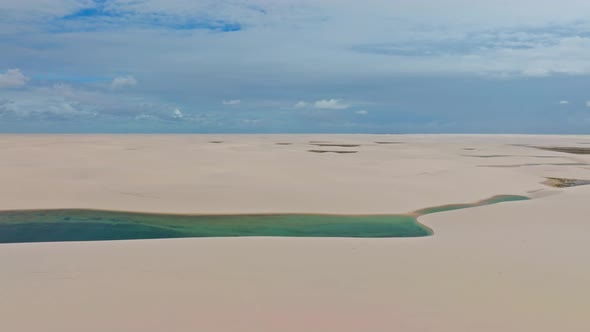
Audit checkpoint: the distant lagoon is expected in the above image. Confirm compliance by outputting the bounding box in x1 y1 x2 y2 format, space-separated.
0 195 528 243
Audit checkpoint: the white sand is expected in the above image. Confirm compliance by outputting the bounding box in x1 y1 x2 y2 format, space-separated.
0 134 589 331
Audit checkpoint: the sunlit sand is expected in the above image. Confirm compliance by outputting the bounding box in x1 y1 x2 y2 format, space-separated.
0 134 588 332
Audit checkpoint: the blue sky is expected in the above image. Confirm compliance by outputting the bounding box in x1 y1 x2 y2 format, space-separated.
1 0 590 133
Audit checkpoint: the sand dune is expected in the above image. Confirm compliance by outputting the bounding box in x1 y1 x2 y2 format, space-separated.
0 134 589 331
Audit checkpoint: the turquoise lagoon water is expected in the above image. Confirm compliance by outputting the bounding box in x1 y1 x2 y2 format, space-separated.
0 195 528 243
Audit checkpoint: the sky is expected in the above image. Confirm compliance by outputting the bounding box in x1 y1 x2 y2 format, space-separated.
1 0 590 133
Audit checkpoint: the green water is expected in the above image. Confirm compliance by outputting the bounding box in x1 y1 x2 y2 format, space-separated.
414 195 530 215
0 195 528 243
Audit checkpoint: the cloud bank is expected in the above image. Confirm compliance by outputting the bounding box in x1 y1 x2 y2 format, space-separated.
2 0 590 133
0 69 29 88
111 76 138 89
222 99 241 105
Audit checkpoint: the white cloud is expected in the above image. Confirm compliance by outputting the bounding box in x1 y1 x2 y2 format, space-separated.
172 108 183 118
559 100 569 104
586 101 590 108
294 101 308 108
111 76 137 89
0 97 95 119
295 99 351 110
314 99 350 110
242 119 261 125
0 83 176 121
222 99 241 105
135 114 158 121
0 69 28 88
355 110 368 115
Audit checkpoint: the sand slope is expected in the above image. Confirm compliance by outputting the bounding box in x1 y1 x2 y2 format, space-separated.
0 134 589 331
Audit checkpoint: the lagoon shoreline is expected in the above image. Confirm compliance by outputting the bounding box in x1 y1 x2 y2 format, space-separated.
0 195 529 243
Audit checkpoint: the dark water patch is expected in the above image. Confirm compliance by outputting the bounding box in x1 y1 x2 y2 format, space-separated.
463 155 511 158
534 147 590 155
465 155 566 159
275 143 293 145
310 144 361 148
543 177 590 188
308 150 358 154
209 141 224 144
530 156 568 159
0 195 529 244
0 222 184 243
479 162 587 168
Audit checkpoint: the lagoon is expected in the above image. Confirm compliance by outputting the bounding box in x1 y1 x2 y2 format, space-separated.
0 195 528 243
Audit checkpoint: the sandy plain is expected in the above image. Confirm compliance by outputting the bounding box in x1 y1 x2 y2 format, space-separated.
0 134 589 331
